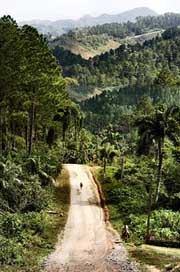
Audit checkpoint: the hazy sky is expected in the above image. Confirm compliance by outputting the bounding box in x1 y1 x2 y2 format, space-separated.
0 0 180 22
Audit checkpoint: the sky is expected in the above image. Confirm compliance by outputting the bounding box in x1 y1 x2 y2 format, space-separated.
0 0 180 22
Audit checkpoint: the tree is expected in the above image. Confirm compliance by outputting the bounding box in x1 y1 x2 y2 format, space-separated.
136 105 180 202
155 68 177 87
0 16 22 152
0 15 81 157
20 25 77 155
136 95 154 116
100 143 118 175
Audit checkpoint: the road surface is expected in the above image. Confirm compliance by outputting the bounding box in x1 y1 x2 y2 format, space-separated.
45 164 139 272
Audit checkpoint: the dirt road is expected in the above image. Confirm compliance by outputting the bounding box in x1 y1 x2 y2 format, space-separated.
45 164 139 272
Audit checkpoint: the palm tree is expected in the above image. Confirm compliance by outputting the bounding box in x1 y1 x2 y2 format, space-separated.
100 143 118 175
136 105 180 202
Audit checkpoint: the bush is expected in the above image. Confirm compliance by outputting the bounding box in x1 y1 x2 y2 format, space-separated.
0 212 50 265
0 172 48 213
0 145 63 268
0 235 23 265
0 212 47 238
129 210 180 241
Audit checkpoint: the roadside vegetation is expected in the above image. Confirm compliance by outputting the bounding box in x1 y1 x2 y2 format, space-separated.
0 155 70 272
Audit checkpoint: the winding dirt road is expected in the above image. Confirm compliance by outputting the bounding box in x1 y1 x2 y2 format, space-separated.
45 164 139 272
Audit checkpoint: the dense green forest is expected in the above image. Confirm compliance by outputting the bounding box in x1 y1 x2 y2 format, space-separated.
0 12 180 272
53 26 180 96
0 15 83 271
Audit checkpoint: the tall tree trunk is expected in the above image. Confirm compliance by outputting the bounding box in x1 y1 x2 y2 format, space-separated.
155 138 163 202
95 135 99 163
25 124 28 149
11 119 16 149
103 157 106 176
28 101 35 156
120 156 124 181
146 177 153 242
0 106 3 153
1 107 7 152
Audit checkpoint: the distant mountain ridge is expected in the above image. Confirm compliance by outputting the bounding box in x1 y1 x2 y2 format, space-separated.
19 7 158 36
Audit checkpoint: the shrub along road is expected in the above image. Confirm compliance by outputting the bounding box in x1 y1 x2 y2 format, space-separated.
45 164 139 272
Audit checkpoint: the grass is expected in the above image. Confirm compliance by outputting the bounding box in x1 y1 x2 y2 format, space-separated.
0 167 70 272
129 244 180 271
45 167 70 245
141 245 180 257
52 35 121 60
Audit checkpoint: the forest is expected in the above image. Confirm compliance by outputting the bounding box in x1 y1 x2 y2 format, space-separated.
0 13 180 272
0 15 82 271
53 26 180 97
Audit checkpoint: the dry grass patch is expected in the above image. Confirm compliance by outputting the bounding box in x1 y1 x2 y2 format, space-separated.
46 167 70 245
129 244 180 271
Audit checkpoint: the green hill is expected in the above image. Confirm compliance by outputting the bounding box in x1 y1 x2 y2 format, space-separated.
50 33 121 59
52 26 180 102
50 13 180 61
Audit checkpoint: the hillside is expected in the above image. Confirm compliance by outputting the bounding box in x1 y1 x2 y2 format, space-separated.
19 7 157 36
50 13 180 60
52 26 180 102
50 30 162 60
50 33 121 59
